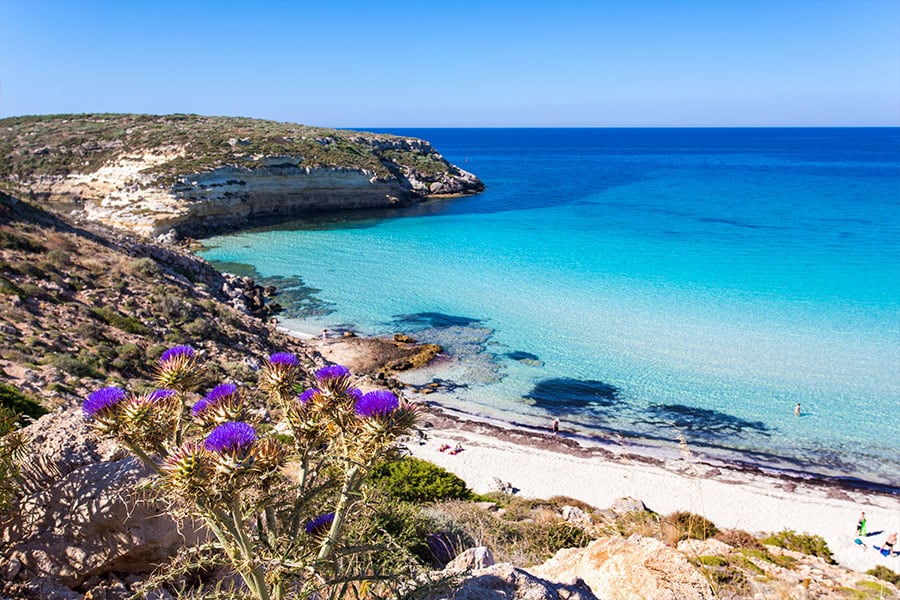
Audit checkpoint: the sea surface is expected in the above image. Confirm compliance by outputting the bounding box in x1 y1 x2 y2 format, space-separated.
199 128 900 490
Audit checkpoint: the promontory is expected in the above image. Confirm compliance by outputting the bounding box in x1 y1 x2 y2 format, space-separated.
0 114 484 237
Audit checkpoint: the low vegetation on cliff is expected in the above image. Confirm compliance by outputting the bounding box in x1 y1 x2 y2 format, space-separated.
0 113 458 184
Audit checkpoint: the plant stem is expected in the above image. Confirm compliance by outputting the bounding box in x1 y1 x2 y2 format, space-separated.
316 465 360 562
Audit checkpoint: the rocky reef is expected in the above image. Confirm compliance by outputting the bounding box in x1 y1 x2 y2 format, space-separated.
0 114 484 237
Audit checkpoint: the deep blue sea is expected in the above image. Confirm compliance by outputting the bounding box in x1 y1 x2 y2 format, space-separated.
200 128 900 489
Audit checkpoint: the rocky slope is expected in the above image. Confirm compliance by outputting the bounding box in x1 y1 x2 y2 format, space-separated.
0 114 484 237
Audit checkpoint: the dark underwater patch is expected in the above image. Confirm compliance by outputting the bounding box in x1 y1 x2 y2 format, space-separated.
392 312 484 329
256 274 335 318
506 351 540 362
524 377 619 410
209 260 261 279
642 403 770 438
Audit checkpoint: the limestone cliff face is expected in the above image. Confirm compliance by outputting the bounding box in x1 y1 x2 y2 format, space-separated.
0 114 484 236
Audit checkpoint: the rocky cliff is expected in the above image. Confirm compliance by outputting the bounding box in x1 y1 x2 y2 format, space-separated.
0 114 484 237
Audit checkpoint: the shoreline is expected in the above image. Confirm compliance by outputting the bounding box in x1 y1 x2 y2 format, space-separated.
289 327 900 573
407 403 900 573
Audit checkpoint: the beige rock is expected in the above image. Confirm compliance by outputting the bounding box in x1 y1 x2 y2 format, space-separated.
676 537 734 557
439 563 599 600
2 410 205 588
530 536 715 600
446 546 495 572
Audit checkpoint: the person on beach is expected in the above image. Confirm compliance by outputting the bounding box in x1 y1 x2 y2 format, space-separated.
321 328 328 341
552 418 559 435
857 512 867 536
885 532 897 551
794 402 801 416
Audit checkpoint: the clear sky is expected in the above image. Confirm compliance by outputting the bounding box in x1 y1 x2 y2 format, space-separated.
1 0 898 127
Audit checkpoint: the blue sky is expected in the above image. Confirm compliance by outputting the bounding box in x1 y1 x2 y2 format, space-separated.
1 0 898 127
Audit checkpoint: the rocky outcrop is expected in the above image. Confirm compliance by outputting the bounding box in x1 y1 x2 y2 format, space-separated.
530 535 715 600
0 410 205 598
1 114 485 237
433 563 599 600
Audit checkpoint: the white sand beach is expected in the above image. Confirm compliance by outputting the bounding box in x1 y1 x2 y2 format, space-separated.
301 333 900 573
406 409 900 574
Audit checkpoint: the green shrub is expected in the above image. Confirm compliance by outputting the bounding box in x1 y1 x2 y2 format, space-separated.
692 556 749 596
715 528 763 550
45 353 103 379
665 511 718 540
89 306 150 335
738 546 797 569
112 342 143 371
43 249 71 268
0 276 22 297
696 555 729 567
128 257 160 277
370 456 472 503
0 382 48 424
0 230 45 252
866 565 900 586
761 529 834 564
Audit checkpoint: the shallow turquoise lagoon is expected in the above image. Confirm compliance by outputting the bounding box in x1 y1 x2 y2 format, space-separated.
200 128 900 489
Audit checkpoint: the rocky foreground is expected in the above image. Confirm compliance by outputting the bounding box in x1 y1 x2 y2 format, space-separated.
0 114 484 237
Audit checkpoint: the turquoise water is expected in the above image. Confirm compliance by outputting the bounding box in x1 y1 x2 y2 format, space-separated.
200 128 900 489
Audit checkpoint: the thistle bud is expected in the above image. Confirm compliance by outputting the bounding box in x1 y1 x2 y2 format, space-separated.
304 512 335 537
250 436 287 474
260 352 300 397
161 442 209 492
154 345 199 391
315 364 352 395
83 387 127 434
204 421 257 475
192 383 243 426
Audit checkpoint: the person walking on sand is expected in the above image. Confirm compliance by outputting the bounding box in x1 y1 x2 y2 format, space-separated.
857 511 867 536
794 402 801 416
321 328 328 341
552 418 559 436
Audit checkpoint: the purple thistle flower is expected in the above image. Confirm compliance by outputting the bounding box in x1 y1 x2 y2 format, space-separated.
268 352 299 367
148 388 176 402
305 512 335 535
192 383 238 417
83 387 127 417
315 364 349 382
347 387 363 402
298 388 319 404
355 390 399 418
204 421 257 454
159 345 195 364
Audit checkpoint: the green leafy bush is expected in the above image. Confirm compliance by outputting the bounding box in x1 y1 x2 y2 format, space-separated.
370 456 472 503
0 382 48 424
0 230 45 252
761 529 835 564
89 306 150 335
665 511 718 541
866 565 900 586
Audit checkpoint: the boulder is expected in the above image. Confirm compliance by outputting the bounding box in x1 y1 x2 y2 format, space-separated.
445 546 495 572
444 563 599 600
1 409 204 589
561 506 592 527
530 536 714 600
610 496 646 515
